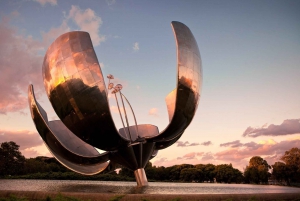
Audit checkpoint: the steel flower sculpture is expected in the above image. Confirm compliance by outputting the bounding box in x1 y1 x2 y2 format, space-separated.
28 21 202 187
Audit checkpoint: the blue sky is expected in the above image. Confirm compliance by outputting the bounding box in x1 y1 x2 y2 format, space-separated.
0 0 299 170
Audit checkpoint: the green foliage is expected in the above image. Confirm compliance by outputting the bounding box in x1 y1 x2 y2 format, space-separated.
50 194 82 201
272 162 289 183
0 141 26 176
214 164 244 183
3 140 300 185
118 167 134 178
180 168 203 182
280 147 300 182
0 194 86 201
244 156 271 184
107 195 124 201
169 164 194 181
0 194 28 201
270 147 300 185
7 171 134 181
195 164 216 182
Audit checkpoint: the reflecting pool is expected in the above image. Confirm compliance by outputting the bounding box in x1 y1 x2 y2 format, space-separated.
0 180 299 194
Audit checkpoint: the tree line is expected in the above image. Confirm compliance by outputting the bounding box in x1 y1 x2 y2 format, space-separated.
0 141 299 185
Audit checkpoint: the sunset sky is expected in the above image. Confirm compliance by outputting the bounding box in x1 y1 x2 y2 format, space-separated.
0 0 299 171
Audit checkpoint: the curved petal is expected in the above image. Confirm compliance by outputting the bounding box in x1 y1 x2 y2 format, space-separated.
28 84 110 175
42 31 128 151
151 21 202 143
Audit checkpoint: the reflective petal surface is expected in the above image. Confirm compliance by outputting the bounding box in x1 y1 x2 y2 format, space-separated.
28 84 110 175
151 21 202 144
42 31 128 151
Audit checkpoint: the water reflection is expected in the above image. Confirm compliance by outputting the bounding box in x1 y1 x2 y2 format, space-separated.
0 180 299 194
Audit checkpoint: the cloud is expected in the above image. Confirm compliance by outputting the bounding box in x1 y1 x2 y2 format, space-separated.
110 105 124 114
177 152 204 160
176 141 199 147
243 119 300 137
42 20 70 47
153 137 300 170
215 138 300 164
42 5 105 47
106 0 116 6
34 0 57 6
133 42 139 51
220 140 243 148
200 141 212 146
149 108 158 117
176 141 211 147
67 5 105 46
0 129 43 151
153 151 213 167
0 6 106 114
0 17 44 114
201 152 215 160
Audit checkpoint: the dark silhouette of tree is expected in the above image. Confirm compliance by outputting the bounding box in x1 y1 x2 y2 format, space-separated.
280 147 300 182
214 164 243 183
168 164 194 181
195 164 216 182
272 161 289 184
180 168 203 182
118 166 134 178
0 141 25 176
244 156 271 184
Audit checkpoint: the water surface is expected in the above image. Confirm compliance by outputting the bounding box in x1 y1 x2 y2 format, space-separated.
0 180 299 194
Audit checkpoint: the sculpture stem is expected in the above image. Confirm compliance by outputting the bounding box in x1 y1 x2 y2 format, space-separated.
119 92 132 142
114 93 129 140
120 93 139 139
134 168 149 187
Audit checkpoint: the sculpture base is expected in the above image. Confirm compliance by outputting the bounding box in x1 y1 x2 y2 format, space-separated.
134 168 148 187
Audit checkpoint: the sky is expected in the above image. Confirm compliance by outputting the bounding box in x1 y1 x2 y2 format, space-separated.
0 0 299 171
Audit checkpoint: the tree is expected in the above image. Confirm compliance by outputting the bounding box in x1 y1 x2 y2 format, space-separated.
118 166 134 178
180 168 203 182
272 162 289 184
280 147 300 182
0 141 26 176
244 156 271 184
195 164 216 182
169 164 194 181
214 164 243 183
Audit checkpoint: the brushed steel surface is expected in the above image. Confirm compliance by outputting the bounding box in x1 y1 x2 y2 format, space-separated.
134 168 149 187
42 31 128 151
29 21 201 186
119 124 159 141
28 84 110 175
151 21 202 144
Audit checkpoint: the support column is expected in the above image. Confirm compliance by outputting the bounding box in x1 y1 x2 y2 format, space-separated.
134 168 148 187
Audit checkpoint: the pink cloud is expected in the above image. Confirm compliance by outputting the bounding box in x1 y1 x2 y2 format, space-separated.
215 139 300 167
0 130 43 150
42 20 70 47
0 6 106 115
200 141 212 146
67 5 105 46
148 108 159 117
220 140 243 148
176 141 199 147
153 138 300 170
243 119 300 137
153 152 211 167
0 18 44 114
34 0 57 6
